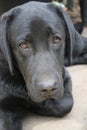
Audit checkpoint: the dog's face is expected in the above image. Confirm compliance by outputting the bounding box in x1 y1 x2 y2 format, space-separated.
8 2 65 102
0 2 81 103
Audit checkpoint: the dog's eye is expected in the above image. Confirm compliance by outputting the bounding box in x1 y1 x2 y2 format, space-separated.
19 42 30 49
52 36 61 44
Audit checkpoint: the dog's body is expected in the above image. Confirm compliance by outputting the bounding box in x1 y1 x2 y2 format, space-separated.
0 2 87 130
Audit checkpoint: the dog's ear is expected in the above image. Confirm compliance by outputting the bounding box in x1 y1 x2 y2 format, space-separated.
0 8 20 75
52 5 83 65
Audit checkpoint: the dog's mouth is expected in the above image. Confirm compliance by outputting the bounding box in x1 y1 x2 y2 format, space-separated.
29 95 63 103
27 88 64 103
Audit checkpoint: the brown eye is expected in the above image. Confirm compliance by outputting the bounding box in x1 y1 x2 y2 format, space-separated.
52 36 61 44
19 42 30 49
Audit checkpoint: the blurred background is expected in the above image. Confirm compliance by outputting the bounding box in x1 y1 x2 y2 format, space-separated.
0 0 87 37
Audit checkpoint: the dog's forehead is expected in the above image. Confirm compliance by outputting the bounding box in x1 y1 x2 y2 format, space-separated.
19 3 63 26
10 2 65 40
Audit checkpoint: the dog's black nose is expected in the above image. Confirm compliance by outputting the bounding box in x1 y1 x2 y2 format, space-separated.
38 80 58 95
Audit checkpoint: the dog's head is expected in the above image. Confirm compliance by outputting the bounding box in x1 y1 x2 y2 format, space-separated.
0 2 82 102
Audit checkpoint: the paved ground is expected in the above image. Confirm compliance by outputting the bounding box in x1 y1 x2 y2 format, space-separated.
23 65 87 130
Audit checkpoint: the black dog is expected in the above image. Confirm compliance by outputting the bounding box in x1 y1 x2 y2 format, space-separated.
0 2 87 130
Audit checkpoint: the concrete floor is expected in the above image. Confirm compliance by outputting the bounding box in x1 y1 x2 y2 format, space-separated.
23 65 87 130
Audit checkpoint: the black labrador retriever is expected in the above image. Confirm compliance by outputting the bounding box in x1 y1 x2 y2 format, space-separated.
0 1 87 130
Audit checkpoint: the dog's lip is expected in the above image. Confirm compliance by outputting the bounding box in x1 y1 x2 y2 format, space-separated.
29 96 46 103
28 94 63 103
27 87 64 102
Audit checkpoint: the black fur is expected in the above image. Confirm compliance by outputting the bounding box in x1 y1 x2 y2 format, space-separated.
0 2 87 130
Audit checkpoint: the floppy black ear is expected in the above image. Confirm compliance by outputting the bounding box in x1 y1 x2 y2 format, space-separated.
53 5 83 65
0 8 20 75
